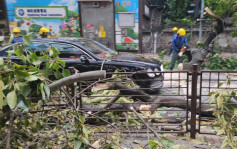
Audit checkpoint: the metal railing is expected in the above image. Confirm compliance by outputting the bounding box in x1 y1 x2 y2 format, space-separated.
42 64 237 139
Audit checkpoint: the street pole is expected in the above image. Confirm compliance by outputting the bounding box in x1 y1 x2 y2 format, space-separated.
199 0 204 41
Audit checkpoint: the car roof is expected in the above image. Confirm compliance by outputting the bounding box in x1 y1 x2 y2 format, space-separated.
31 37 93 43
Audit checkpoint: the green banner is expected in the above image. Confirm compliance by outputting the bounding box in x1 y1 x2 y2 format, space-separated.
15 6 68 19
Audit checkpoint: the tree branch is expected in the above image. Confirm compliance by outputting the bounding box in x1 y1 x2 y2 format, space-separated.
49 70 106 92
130 107 166 148
6 110 15 149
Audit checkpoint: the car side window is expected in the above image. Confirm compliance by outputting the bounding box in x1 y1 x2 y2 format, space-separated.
51 43 89 58
29 43 50 52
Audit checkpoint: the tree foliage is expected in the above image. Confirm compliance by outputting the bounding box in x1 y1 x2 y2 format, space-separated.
209 79 237 148
205 0 237 17
0 35 70 113
163 0 191 22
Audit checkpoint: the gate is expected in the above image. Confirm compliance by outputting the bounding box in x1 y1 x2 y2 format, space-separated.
71 68 191 135
198 69 237 136
62 64 237 139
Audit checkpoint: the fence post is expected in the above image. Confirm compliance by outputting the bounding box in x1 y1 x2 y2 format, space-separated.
191 64 198 139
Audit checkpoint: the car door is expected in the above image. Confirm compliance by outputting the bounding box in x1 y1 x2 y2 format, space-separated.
50 42 102 72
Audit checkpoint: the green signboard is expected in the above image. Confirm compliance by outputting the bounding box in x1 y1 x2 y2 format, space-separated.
15 6 68 19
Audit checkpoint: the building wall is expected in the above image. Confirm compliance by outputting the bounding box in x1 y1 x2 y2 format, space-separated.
6 0 80 38
0 0 9 36
80 1 115 49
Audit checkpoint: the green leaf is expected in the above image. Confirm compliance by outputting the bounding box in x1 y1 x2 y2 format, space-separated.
15 70 30 78
52 63 59 71
7 91 17 109
191 139 203 145
58 60 65 67
30 53 38 60
23 36 31 45
217 95 224 109
209 92 217 104
40 83 45 100
149 140 158 149
0 87 4 109
74 140 82 149
32 60 42 66
81 137 89 145
0 80 5 109
0 58 4 65
20 84 31 97
62 69 71 77
49 49 53 56
26 75 38 81
217 128 225 135
172 145 180 149
79 116 85 123
82 126 88 139
218 82 223 87
43 83 50 98
52 47 60 54
35 121 41 130
17 94 29 111
55 71 63 79
167 139 174 147
221 138 229 148
21 55 27 64
226 75 231 86
15 65 27 70
71 112 79 116
14 83 20 91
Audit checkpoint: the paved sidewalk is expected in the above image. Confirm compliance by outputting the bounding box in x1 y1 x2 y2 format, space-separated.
119 51 237 60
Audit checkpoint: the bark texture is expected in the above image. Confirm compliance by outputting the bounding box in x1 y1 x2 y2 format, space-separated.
49 70 106 92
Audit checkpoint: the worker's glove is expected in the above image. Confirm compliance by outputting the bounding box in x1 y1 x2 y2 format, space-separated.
178 51 183 56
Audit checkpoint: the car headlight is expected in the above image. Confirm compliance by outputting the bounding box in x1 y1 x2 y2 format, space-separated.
154 68 160 75
147 68 155 78
160 64 164 71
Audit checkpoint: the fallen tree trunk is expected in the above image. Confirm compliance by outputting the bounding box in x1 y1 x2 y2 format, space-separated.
81 95 214 117
107 82 155 102
179 7 233 71
81 82 236 117
49 70 106 92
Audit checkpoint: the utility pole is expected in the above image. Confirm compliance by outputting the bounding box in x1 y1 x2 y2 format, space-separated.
199 0 204 41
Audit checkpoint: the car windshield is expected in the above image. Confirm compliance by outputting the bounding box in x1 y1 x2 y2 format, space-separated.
78 39 116 58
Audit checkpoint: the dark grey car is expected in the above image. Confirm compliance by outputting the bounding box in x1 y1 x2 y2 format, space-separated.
0 38 164 93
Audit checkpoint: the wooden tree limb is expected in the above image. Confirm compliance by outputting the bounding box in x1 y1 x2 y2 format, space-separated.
6 110 15 149
49 70 106 92
179 7 228 71
82 96 216 117
130 107 166 149
204 7 222 21
90 91 121 111
107 82 155 102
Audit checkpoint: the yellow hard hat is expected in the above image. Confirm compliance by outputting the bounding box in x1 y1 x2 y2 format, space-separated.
40 27 50 35
177 28 186 36
172 27 178 31
13 28 21 33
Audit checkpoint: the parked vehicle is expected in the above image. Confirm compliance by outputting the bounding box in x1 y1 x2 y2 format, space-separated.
0 38 164 93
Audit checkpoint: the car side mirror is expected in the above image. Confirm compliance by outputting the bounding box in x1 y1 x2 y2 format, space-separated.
80 55 89 63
